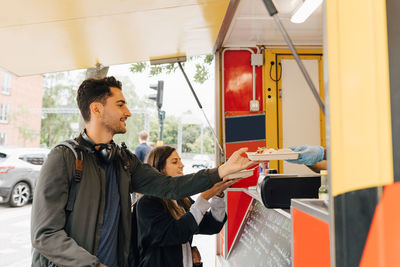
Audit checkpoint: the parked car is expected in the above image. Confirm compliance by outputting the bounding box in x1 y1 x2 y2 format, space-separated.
191 154 212 169
0 147 50 207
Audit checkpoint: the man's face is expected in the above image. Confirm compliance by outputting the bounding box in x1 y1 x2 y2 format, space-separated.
101 87 132 135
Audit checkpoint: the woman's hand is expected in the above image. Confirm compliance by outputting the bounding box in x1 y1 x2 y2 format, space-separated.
217 148 259 178
200 178 241 200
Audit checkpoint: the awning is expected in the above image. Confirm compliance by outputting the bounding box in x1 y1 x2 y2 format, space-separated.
0 0 230 76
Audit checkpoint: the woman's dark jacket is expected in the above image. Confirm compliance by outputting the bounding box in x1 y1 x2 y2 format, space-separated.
136 195 227 267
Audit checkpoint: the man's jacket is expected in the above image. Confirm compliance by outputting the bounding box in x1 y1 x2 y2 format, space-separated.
31 135 221 267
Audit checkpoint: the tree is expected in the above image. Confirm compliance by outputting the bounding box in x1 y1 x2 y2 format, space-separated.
130 55 216 153
162 116 179 145
148 115 178 147
187 127 215 154
9 106 38 146
40 71 156 150
40 71 84 147
145 111 216 154
182 124 201 152
129 55 214 84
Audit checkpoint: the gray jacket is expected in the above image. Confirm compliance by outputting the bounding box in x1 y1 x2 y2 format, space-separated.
31 136 221 267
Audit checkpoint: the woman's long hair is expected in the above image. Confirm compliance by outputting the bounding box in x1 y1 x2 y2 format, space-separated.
146 146 192 220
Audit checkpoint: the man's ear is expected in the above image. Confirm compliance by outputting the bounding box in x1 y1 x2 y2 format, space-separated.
89 102 104 119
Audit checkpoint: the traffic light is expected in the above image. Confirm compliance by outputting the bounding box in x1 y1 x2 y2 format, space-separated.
149 80 164 109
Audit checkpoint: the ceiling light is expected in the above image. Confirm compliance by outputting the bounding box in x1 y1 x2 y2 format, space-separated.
290 0 323 23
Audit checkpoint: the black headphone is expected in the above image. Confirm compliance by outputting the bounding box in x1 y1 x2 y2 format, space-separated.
81 130 117 164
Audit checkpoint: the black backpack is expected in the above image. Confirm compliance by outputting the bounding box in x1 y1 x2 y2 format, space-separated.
55 139 84 215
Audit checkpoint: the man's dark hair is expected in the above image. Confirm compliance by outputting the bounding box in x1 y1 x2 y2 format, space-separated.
77 76 122 122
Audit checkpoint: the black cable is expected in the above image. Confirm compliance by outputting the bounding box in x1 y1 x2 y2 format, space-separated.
177 62 202 109
269 61 281 82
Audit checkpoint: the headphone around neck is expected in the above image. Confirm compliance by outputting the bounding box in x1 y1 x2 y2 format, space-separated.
81 130 117 164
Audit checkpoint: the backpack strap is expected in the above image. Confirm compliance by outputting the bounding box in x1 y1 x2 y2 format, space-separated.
56 139 84 213
119 142 136 193
119 142 131 169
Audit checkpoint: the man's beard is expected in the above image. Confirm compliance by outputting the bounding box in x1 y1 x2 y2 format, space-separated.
102 117 126 135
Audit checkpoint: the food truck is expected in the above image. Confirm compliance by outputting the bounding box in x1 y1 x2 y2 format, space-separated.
0 0 398 266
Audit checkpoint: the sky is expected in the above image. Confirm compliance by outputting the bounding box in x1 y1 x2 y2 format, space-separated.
107 59 216 126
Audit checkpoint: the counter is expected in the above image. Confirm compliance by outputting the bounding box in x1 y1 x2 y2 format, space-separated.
216 189 331 267
291 199 331 267
217 188 292 267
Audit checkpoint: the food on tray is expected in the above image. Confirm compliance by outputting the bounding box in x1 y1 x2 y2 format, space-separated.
277 148 293 153
256 147 293 154
247 147 299 161
256 147 275 154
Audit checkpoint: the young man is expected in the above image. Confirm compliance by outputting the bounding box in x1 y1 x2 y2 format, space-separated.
31 76 255 267
134 130 151 162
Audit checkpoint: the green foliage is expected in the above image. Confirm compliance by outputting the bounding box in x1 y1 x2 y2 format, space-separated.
9 106 39 146
147 115 179 147
129 62 146 73
40 72 155 150
165 63 178 74
40 71 84 147
147 115 215 154
41 112 79 147
204 54 214 64
149 66 163 76
186 127 215 154
39 66 216 155
148 117 159 144
129 54 214 84
182 124 200 152
193 64 208 84
162 116 178 145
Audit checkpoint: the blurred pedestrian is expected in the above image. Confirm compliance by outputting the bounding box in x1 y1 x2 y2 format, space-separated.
135 131 152 162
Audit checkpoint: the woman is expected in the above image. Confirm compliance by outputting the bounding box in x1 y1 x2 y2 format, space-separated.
135 146 239 267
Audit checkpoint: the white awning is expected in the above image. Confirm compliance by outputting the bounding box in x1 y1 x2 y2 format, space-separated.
0 0 230 76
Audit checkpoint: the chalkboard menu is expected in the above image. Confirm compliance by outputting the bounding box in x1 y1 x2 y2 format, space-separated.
227 200 292 266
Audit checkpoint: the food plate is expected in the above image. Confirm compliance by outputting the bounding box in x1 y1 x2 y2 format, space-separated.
246 151 299 161
226 168 255 180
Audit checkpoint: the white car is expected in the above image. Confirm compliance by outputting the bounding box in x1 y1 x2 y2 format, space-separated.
0 147 49 207
191 154 213 169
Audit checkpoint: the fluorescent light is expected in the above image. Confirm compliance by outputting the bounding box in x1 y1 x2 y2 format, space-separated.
290 0 323 24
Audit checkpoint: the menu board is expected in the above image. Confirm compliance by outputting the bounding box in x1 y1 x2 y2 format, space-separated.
227 200 292 266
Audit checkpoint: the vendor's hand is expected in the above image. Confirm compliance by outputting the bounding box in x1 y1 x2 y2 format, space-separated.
286 145 324 166
218 148 258 178
200 178 241 200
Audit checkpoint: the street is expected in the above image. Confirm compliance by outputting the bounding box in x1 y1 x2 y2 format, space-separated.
0 205 216 267
0 158 217 266
0 203 32 267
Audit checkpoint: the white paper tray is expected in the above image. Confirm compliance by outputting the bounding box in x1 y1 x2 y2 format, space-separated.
226 168 255 180
246 151 299 161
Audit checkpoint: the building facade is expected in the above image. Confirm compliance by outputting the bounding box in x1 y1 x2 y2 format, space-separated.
0 70 43 147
